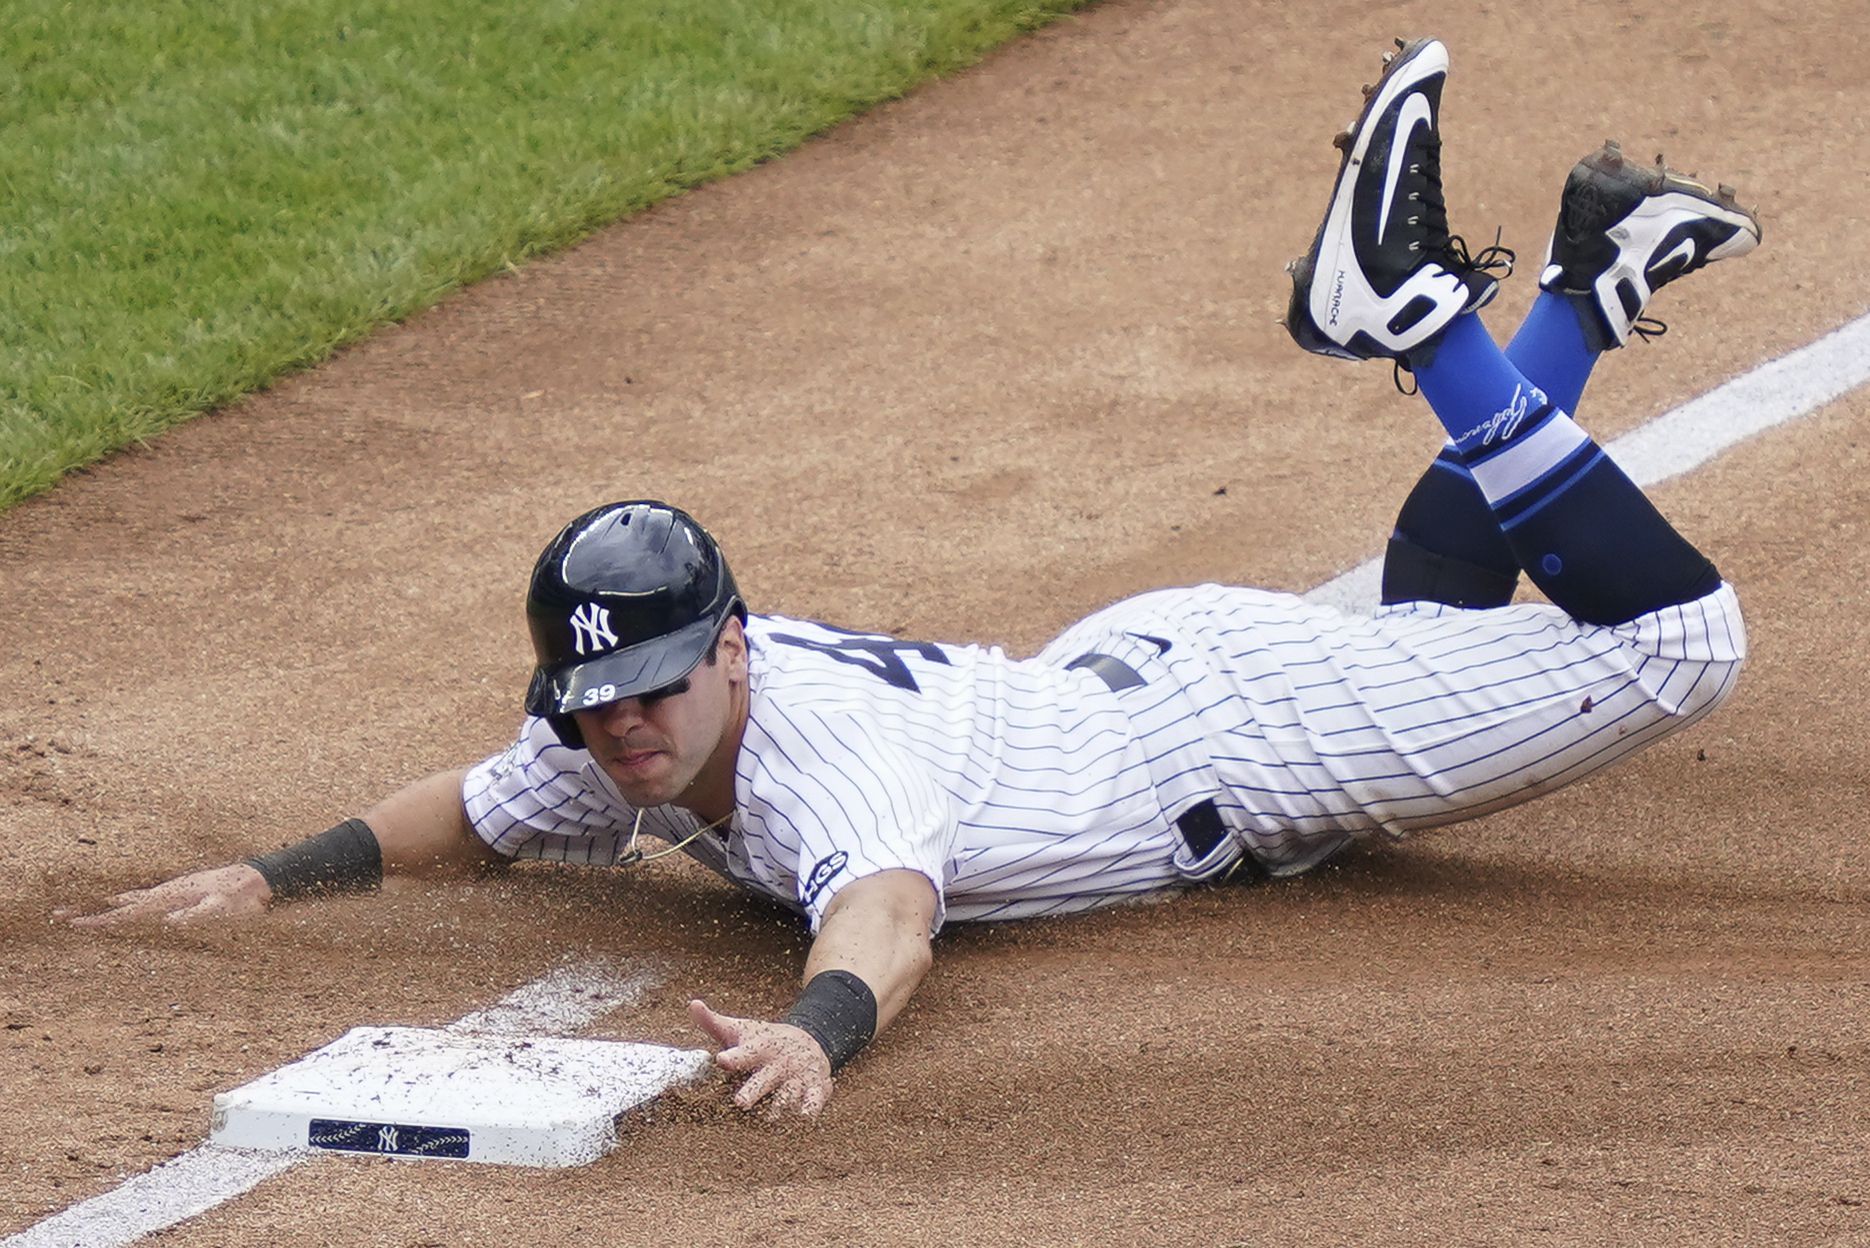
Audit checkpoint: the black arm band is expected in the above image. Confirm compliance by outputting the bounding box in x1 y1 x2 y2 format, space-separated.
245 818 383 900
782 970 878 1073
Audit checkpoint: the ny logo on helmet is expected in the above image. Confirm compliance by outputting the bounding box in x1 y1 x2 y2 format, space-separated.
569 603 619 656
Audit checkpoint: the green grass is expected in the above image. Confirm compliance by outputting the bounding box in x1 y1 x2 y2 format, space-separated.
0 0 1091 511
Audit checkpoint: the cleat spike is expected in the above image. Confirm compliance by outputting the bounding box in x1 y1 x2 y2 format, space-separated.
1332 129 1354 153
1361 83 1376 98
1716 183 1739 203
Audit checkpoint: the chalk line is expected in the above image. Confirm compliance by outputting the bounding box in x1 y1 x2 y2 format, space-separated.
1 1150 301 1248
11 307 1870 1247
447 961 661 1036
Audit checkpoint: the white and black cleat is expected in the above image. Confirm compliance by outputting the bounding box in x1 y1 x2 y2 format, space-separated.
1283 38 1511 364
1539 139 1762 349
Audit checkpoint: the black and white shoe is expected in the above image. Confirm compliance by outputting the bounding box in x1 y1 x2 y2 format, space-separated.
1284 38 1512 363
1540 140 1762 350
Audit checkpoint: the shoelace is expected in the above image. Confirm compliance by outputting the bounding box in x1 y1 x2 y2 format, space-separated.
1390 229 1517 395
1403 133 1516 277
1630 315 1669 343
1445 228 1517 281
1388 134 1516 394
1402 133 1514 270
1406 134 1453 255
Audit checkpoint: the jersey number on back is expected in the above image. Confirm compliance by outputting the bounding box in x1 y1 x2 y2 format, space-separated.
768 633 950 693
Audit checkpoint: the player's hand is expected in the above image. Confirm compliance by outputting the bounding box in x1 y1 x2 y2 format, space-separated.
688 998 834 1118
61 864 273 927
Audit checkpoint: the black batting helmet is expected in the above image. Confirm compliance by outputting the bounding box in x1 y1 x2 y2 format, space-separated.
524 501 746 747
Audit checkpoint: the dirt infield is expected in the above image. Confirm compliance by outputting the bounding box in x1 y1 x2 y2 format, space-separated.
4 0 1868 1243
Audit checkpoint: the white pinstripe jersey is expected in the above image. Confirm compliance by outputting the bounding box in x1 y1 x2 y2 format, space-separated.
463 584 1744 931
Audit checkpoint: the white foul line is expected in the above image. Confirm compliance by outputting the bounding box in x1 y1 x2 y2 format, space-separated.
1 1149 302 1248
1307 309 1870 612
9 307 1870 1247
1 961 658 1248
447 961 663 1036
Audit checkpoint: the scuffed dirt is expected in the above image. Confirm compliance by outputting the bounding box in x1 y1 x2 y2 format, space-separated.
3 0 1867 1243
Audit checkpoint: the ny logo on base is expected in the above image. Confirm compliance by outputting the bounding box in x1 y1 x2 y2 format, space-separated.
570 603 619 656
309 1117 472 1159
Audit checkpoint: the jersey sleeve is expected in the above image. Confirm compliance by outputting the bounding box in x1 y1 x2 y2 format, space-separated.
738 704 956 934
461 716 636 865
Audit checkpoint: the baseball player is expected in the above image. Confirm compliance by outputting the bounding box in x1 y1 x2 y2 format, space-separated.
76 37 1761 1119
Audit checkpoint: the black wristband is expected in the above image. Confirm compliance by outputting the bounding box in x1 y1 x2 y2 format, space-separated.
782 970 878 1073
245 818 383 900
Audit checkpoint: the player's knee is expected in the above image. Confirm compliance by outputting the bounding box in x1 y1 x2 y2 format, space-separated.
1626 583 1746 722
1697 582 1747 673
1724 589 1749 665
1693 656 1745 719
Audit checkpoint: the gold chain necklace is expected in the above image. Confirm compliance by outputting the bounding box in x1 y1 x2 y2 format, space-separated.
617 806 732 868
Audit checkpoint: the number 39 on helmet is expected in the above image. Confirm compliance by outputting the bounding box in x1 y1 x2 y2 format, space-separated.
523 501 745 748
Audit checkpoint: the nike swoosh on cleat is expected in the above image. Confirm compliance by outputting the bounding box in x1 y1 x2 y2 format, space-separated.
1648 238 1698 279
1377 92 1434 245
1127 632 1173 655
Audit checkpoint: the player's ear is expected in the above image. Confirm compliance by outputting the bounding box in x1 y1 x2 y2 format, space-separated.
717 616 749 679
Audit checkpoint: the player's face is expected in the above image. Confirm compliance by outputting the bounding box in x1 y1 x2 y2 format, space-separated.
571 620 748 812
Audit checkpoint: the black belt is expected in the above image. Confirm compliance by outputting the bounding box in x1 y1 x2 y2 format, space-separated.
1066 651 1228 861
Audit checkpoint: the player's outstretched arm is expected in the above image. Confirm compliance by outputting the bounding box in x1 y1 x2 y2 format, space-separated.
67 767 500 926
689 868 938 1118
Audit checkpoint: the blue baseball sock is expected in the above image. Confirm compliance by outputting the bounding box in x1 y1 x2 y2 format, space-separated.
1408 314 1720 624
1504 290 1600 417
1383 294 1611 609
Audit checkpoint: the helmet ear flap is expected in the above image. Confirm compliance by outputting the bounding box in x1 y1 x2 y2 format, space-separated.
547 714 586 750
